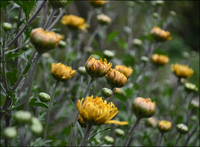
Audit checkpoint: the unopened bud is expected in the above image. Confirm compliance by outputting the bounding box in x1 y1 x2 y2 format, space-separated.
58 40 67 48
49 0 67 8
190 98 199 108
184 83 198 92
31 117 43 135
104 135 114 144
103 50 115 59
2 22 12 31
146 117 157 127
78 66 87 75
115 128 125 136
14 111 32 124
101 88 113 98
133 38 142 46
140 56 149 62
38 92 51 102
170 11 176 17
153 12 159 19
176 124 188 134
3 127 17 140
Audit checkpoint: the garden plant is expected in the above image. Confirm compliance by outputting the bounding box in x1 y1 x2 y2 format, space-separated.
0 0 199 146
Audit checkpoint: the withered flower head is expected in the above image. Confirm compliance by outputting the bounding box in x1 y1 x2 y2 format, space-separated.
151 26 172 41
77 96 128 125
151 54 169 65
97 14 111 25
30 28 61 53
85 56 112 78
61 15 89 31
171 63 194 78
51 63 76 81
132 97 156 118
106 69 127 88
115 65 133 78
89 0 107 7
157 120 172 133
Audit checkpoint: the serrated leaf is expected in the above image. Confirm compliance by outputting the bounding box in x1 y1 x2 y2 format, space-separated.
14 0 38 21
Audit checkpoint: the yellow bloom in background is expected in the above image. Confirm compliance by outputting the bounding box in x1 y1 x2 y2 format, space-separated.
151 26 172 41
61 15 89 31
89 0 107 7
30 28 61 53
151 54 169 65
97 14 111 25
85 56 112 78
157 120 172 133
115 65 133 78
171 63 194 78
77 96 128 125
51 63 76 81
106 69 127 88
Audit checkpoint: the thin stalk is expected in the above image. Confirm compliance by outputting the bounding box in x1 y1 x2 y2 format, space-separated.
80 123 93 146
6 0 46 48
174 133 181 147
44 8 57 30
159 133 164 146
169 78 180 109
24 53 41 110
2 32 9 93
65 32 72 64
48 9 64 30
184 122 198 146
44 80 59 140
123 118 140 146
67 78 94 146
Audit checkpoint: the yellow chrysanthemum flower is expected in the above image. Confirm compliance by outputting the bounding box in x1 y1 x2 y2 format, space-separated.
61 15 89 31
51 63 76 81
171 63 194 78
77 96 128 125
89 0 107 7
157 120 172 133
151 26 172 41
151 54 169 65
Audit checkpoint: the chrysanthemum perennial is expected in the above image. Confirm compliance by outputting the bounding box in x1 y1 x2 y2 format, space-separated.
171 63 194 78
151 54 169 65
115 65 133 78
151 26 172 41
76 96 128 125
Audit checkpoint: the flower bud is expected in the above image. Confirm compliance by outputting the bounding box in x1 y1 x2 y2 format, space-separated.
31 117 43 135
78 66 87 75
38 92 51 102
151 54 169 65
114 88 125 95
58 40 67 48
106 69 127 88
103 50 115 59
97 14 111 25
115 128 125 136
2 22 12 31
14 111 32 124
146 117 157 127
184 83 198 92
133 38 142 46
182 51 189 58
49 0 67 8
3 127 17 140
180 78 187 85
115 65 133 78
51 63 76 81
140 56 149 62
152 12 159 19
157 120 172 133
85 56 112 78
104 135 114 144
30 28 61 53
101 87 113 98
190 98 199 109
170 11 176 17
176 124 188 134
132 97 156 118
151 26 171 41
78 115 87 128
171 63 194 79
89 0 107 7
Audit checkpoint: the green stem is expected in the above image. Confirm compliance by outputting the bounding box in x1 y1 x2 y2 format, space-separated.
44 8 57 30
80 123 93 146
123 118 140 146
48 9 64 30
159 133 164 146
44 80 59 140
184 122 198 146
174 133 181 147
6 0 46 48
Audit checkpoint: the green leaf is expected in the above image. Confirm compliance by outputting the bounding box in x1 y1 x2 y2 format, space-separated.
6 52 20 61
0 1 10 8
106 31 118 42
119 38 128 50
29 98 49 108
88 127 111 141
14 0 38 21
6 68 18 85
30 138 52 146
